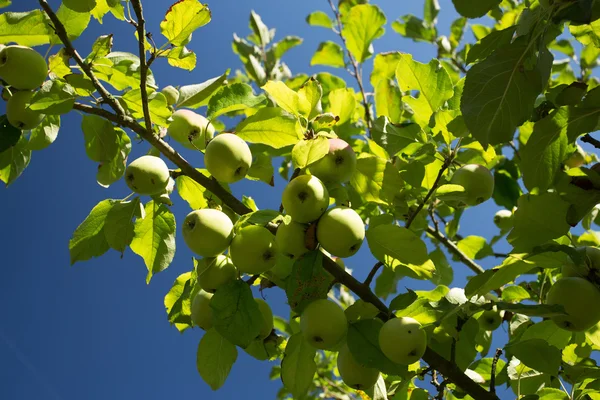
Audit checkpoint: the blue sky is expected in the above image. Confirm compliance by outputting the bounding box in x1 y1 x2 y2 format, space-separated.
0 1 543 399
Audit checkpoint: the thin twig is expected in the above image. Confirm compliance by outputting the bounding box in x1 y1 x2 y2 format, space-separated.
509 141 521 160
582 134 600 150
130 0 153 134
363 262 383 287
246 275 260 286
490 348 503 395
327 0 372 133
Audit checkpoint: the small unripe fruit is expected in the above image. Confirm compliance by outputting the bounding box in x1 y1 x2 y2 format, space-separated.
197 255 237 292
309 138 357 183
275 220 309 259
450 164 494 206
167 109 215 150
161 85 179 106
379 317 427 365
191 290 213 330
229 225 277 274
124 155 170 195
6 91 45 130
204 133 253 183
282 175 330 223
255 298 274 340
565 144 586 168
337 344 380 390
62 0 97 12
493 209 513 231
546 277 600 332
300 299 348 350
316 207 365 258
478 307 503 331
182 209 234 257
0 45 48 90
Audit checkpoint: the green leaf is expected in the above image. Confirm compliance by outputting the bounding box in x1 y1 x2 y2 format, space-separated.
166 45 197 71
164 271 195 332
520 320 571 349
197 328 238 390
104 198 140 253
328 88 356 125
451 0 502 18
130 201 176 283
306 11 333 28
0 135 31 186
69 199 113 265
0 10 51 46
0 115 21 153
430 248 454 286
395 54 453 126
27 114 60 151
0 0 10 8
501 286 530 302
350 154 403 205
297 78 323 120
466 27 517 65
389 290 418 312
495 302 566 318
345 300 381 323
347 319 408 375
465 256 534 298
85 34 113 64
461 39 552 146
292 137 329 169
236 107 303 149
366 224 434 279
160 0 211 47
262 80 309 117
246 152 274 186
92 52 153 92
391 15 436 43
374 79 403 124
269 36 303 60
207 82 266 119
521 106 600 192
210 280 262 348
281 333 317 398
175 172 215 210
121 89 172 127
52 5 91 43
468 358 507 385
249 10 270 47
177 71 229 109
371 117 424 156
456 236 493 260
29 80 76 115
505 338 561 374
285 251 335 313
97 127 131 188
341 4 386 63
81 115 119 163
507 193 571 252
310 41 345 68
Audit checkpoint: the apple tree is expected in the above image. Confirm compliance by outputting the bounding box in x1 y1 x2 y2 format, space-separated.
2 0 600 399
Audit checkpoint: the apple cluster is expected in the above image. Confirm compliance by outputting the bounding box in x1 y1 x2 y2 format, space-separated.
0 45 48 130
546 246 600 332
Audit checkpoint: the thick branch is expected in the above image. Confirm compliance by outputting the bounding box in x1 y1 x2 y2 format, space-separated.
130 0 153 134
327 0 372 132
38 0 126 117
426 225 503 296
582 134 600 150
490 348 503 395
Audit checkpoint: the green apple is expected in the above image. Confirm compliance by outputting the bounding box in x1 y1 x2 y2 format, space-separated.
124 155 170 195
565 144 586 168
167 109 214 150
229 225 277 274
204 133 253 183
191 290 213 330
450 164 494 206
379 317 427 365
161 86 179 106
182 209 234 257
1 87 11 101
563 246 600 278
63 0 97 12
337 343 380 390
0 46 48 90
316 207 365 258
308 138 357 183
6 91 45 130
282 175 330 223
197 255 237 293
300 299 348 350
255 298 274 340
478 307 503 331
546 277 600 331
275 219 309 259
493 209 513 231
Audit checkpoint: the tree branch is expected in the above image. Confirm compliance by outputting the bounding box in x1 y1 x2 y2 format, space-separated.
426 225 503 296
129 0 153 134
363 261 383 287
490 348 503 395
327 0 372 132
582 133 600 150
38 0 126 117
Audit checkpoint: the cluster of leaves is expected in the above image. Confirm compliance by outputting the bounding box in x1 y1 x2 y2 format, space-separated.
3 0 600 399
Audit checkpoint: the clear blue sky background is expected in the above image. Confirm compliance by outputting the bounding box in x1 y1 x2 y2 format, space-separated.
0 1 575 399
